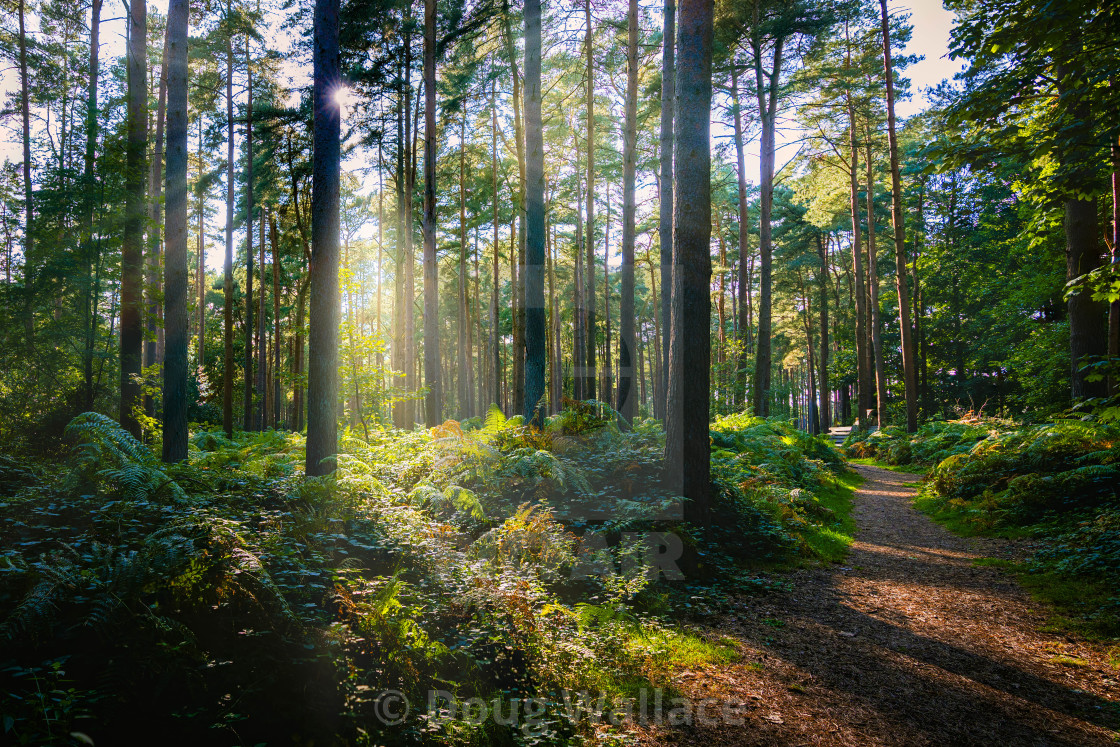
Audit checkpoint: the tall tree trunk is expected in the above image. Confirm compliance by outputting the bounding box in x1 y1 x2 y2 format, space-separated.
422 0 442 426
844 25 871 430
243 56 255 431
197 119 206 366
146 29 169 422
222 22 235 437
618 0 638 425
18 0 33 294
602 179 612 401
816 234 830 431
257 208 267 429
524 0 546 425
657 0 675 421
458 110 471 418
121 0 148 438
750 32 783 417
270 213 282 427
82 0 103 410
573 132 586 401
305 0 341 474
162 0 189 462
501 0 528 413
393 60 408 427
665 0 712 525
865 138 886 426
731 64 750 409
584 0 598 402
491 81 501 410
879 0 918 431
1111 111 1120 396
549 216 561 412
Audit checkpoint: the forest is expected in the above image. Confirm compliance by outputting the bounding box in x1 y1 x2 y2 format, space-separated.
1 0 1119 744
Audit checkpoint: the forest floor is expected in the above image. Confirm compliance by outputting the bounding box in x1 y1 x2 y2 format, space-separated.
657 464 1120 746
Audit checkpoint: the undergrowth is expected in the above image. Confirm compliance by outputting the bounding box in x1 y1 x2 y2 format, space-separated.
883 416 1120 638
0 407 848 745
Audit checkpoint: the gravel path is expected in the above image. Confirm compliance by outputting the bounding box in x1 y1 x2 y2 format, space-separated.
657 464 1120 746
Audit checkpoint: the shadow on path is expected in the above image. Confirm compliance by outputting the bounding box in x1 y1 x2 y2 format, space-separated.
659 465 1120 747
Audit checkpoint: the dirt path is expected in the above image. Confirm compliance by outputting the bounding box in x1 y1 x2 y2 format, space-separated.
660 464 1120 746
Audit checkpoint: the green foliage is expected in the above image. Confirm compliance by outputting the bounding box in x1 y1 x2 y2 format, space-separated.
0 410 852 744
843 418 995 466
905 416 1120 635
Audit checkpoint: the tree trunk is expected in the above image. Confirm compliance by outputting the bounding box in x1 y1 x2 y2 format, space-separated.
879 0 918 431
865 138 887 427
750 34 783 417
844 25 871 430
816 233 831 431
82 0 103 410
18 0 33 293
573 132 586 401
162 0 189 462
501 0 528 413
305 0 341 474
222 22 235 438
657 0 675 421
243 56 255 431
270 213 282 426
618 0 638 426
665 0 712 525
146 29 169 422
491 81 502 410
121 0 148 438
524 0 546 425
731 64 751 409
422 0 442 427
584 0 598 402
458 110 471 418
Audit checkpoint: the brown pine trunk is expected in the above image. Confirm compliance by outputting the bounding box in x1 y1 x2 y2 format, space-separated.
865 137 887 426
817 233 831 431
617 0 638 425
731 64 751 409
657 0 675 420
222 21 234 437
665 0 712 524
162 0 189 461
121 0 148 438
305 0 341 473
422 0 442 427
458 109 471 418
879 0 918 430
243 57 255 431
584 0 597 401
145 30 169 422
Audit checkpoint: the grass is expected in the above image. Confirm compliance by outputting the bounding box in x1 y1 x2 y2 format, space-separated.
913 492 1033 539
798 471 862 564
970 558 1120 640
846 456 929 476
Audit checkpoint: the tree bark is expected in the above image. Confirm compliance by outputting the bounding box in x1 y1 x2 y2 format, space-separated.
422 0 442 427
146 29 169 422
458 109 471 418
491 81 502 410
243 54 255 431
162 0 189 462
121 0 148 438
82 0 103 410
18 0 33 292
865 138 886 427
524 0 546 424
222 19 235 438
816 234 830 431
750 31 783 417
879 0 918 431
618 0 638 426
731 64 751 409
584 0 598 402
305 0 341 474
657 0 675 421
665 0 712 525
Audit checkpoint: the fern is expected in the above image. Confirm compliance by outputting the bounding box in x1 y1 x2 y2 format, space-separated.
64 412 185 502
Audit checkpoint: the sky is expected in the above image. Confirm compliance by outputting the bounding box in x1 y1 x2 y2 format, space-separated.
1 0 964 268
